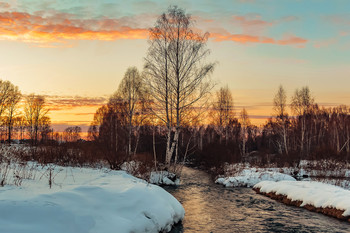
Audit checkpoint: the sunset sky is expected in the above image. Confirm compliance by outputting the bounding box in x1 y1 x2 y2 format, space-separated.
0 0 349 131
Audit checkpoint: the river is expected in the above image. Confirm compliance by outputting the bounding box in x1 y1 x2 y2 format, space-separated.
165 167 350 233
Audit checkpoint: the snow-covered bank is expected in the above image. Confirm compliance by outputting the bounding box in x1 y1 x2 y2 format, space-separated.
222 161 350 179
0 166 185 233
215 169 296 187
150 171 180 186
254 181 350 222
220 160 350 189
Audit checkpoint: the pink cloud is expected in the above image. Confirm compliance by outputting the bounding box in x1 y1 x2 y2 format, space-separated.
44 95 108 111
339 31 349 36
0 10 149 46
325 15 350 25
313 38 337 48
210 31 307 46
0 2 10 9
0 8 306 48
231 14 273 36
277 35 307 45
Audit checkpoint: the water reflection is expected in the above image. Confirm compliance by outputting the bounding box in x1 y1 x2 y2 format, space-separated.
166 167 350 233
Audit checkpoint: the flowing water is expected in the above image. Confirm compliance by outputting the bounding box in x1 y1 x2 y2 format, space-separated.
165 167 350 233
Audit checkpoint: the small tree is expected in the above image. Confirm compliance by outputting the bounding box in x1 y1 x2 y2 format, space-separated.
239 108 250 156
0 80 14 118
117 67 143 157
14 116 26 141
212 86 234 144
24 94 50 145
63 126 81 142
4 85 21 143
291 86 314 157
273 85 289 154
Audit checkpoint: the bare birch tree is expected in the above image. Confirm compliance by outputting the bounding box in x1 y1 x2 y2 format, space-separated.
212 86 234 144
144 6 215 168
0 80 14 118
4 85 21 143
24 94 50 145
291 86 314 157
239 108 250 157
63 126 81 142
273 85 289 154
117 67 143 157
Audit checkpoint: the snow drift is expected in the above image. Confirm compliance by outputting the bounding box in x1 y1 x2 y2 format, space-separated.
0 166 185 233
150 171 180 186
215 169 296 187
254 180 350 221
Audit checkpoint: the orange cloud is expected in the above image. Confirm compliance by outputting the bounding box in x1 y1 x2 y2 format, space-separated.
0 9 306 47
233 15 273 29
0 2 10 9
277 36 307 45
208 14 305 46
230 14 275 37
0 10 149 45
313 38 337 48
43 95 108 111
210 31 307 46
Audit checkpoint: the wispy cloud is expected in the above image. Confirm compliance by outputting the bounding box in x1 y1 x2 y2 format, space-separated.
324 15 350 26
43 95 108 111
231 14 273 35
322 14 350 45
0 10 149 46
0 2 9 9
203 13 305 46
211 32 307 46
313 38 337 48
0 2 306 47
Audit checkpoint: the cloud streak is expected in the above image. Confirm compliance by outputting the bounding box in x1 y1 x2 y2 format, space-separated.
43 95 108 111
203 13 306 46
210 32 307 46
0 10 149 46
0 4 307 47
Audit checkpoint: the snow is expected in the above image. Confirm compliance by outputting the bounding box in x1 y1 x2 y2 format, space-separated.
215 169 296 187
0 165 185 233
254 180 350 217
220 160 350 189
222 161 350 179
150 171 180 186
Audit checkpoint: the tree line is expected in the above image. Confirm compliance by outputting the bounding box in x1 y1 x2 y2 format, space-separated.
0 80 51 145
0 80 86 146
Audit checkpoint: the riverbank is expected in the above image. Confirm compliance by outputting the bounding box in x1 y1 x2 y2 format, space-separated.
0 164 185 233
217 160 350 189
215 169 296 187
253 180 350 222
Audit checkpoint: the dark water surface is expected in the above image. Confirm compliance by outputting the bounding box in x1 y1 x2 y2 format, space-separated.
165 167 350 233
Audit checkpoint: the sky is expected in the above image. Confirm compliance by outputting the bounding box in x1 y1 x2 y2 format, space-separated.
0 0 349 131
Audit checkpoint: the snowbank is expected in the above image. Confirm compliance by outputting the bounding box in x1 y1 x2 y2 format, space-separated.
222 160 350 179
150 171 180 186
0 166 185 233
216 169 296 187
220 161 350 189
254 180 350 221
